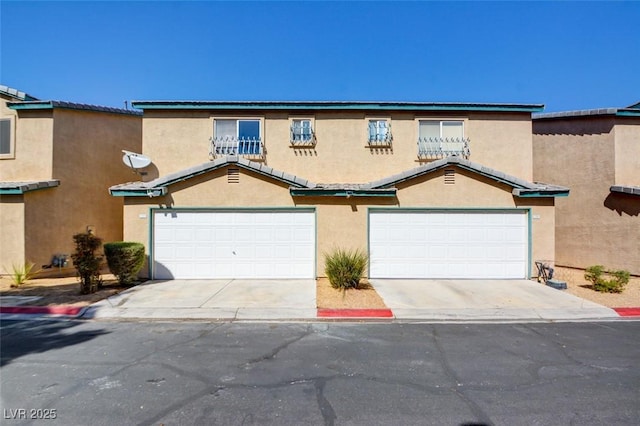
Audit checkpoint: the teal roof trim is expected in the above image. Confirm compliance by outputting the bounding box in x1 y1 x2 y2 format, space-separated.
131 100 544 113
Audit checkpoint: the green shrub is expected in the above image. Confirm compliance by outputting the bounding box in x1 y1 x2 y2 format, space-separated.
71 232 103 294
8 261 37 287
584 265 630 293
324 248 368 290
104 242 145 285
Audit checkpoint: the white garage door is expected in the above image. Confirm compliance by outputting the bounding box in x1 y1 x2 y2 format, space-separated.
152 210 315 279
369 210 528 279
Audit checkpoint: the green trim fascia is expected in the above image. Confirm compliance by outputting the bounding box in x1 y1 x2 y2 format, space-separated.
7 101 54 110
514 190 569 198
616 109 640 117
131 101 544 113
0 188 24 195
110 188 167 197
0 185 59 195
290 189 397 197
527 209 533 279
148 206 154 279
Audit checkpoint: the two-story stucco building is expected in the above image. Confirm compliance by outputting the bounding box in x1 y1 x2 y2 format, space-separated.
0 85 142 276
533 102 640 275
110 100 568 281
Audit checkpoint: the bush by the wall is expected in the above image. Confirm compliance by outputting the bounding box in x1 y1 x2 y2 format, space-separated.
104 242 145 285
71 232 103 294
584 265 630 293
324 248 368 290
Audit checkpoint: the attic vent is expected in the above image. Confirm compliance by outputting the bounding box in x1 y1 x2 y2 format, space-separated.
227 168 240 184
444 169 455 185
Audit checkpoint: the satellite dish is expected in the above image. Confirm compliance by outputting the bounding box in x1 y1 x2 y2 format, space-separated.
122 150 152 170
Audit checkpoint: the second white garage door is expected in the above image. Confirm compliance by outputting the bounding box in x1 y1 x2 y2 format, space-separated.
369 210 529 279
152 209 315 279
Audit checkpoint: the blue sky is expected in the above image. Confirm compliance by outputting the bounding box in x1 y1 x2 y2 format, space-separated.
1 1 639 112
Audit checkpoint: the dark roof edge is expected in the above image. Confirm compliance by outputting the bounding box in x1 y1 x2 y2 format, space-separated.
0 180 60 194
131 100 544 113
7 100 142 116
534 107 640 120
610 185 640 196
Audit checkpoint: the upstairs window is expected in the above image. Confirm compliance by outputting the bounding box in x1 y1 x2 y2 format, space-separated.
291 119 314 144
419 120 464 140
213 119 262 155
0 118 13 158
368 120 391 144
417 120 469 159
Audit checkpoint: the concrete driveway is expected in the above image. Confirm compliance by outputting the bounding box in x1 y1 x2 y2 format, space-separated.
83 279 317 321
369 279 619 321
80 278 620 322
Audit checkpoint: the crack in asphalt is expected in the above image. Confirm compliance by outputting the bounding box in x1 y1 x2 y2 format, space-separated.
432 327 495 426
240 326 313 368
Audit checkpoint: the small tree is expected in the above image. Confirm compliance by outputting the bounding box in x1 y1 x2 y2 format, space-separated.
71 232 103 294
104 242 145 285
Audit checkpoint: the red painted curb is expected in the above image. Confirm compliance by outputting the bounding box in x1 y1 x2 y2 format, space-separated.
0 306 83 316
317 308 393 318
614 308 640 317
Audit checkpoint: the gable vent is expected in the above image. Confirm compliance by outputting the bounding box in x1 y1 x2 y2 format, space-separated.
227 168 240 184
444 169 455 185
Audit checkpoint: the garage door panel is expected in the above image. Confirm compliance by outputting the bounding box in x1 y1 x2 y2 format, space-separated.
369 210 528 279
153 210 315 279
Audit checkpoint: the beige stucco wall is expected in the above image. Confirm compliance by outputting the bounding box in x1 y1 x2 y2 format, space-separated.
0 195 26 273
0 107 142 277
614 118 640 185
141 110 534 184
0 109 54 181
123 165 554 278
533 117 639 274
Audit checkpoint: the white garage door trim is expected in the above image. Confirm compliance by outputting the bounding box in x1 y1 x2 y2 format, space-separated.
369 209 530 279
151 208 316 279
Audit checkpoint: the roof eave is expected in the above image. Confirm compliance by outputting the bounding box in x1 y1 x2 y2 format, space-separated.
290 188 397 197
131 100 544 113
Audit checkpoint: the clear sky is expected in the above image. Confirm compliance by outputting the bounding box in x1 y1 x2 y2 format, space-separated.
1 1 638 112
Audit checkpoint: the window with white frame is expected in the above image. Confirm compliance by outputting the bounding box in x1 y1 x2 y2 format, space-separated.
213 119 261 155
291 119 314 143
417 120 469 158
368 119 391 144
0 118 13 158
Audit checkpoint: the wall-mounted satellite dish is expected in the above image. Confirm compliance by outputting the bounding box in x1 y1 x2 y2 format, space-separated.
122 150 152 175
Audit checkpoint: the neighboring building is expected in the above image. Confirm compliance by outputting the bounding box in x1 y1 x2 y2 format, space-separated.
110 100 568 280
533 102 640 275
0 85 142 276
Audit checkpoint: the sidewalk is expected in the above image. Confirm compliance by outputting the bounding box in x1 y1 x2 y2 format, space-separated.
2 278 637 322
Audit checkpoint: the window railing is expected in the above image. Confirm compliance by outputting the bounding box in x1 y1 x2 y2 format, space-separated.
417 137 470 159
367 131 392 147
210 136 264 159
290 124 316 147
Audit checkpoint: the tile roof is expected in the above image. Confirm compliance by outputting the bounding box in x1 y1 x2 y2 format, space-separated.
610 185 640 196
110 156 568 198
365 156 569 197
7 100 142 116
110 156 315 195
131 100 544 113
0 180 60 194
0 84 38 101
534 106 640 119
